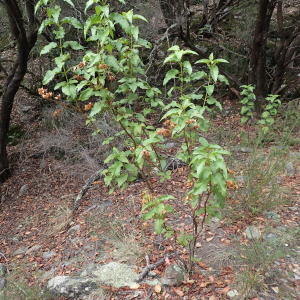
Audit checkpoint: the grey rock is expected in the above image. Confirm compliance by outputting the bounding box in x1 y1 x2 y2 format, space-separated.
245 226 260 240
47 276 98 298
166 142 176 149
227 290 236 298
17 224 23 230
0 264 7 277
39 267 58 282
288 206 298 212
67 224 80 235
19 184 29 196
11 235 22 245
92 262 137 288
26 244 42 255
265 211 280 219
262 233 279 242
290 152 300 159
232 145 242 152
160 264 185 286
21 106 33 113
13 247 28 256
241 147 253 153
157 50 165 59
286 162 294 176
0 278 6 290
273 145 288 151
43 251 56 260
294 274 300 280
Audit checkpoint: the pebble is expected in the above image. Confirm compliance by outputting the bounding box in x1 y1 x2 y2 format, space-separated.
286 162 294 176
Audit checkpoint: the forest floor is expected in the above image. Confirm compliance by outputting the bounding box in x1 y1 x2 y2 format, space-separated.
1 85 300 300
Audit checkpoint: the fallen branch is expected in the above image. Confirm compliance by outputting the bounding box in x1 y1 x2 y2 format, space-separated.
72 168 103 213
136 253 174 283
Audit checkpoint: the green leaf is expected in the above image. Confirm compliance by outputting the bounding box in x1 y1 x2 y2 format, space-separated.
105 55 119 70
206 85 214 96
116 172 128 187
79 88 94 101
241 116 248 124
195 58 210 64
163 69 179 85
43 67 61 85
35 0 46 14
110 12 130 33
218 74 229 85
210 65 219 82
40 42 57 55
213 58 229 64
51 5 61 23
154 219 164 234
133 14 148 22
183 61 192 75
131 25 139 40
63 41 84 50
84 15 101 38
190 71 206 81
61 17 83 29
241 106 249 115
143 209 155 220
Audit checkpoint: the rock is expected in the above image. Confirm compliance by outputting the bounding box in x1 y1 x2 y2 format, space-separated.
294 274 300 280
47 276 98 298
91 262 137 288
43 251 56 260
21 106 33 112
273 145 288 151
0 278 6 289
288 206 298 212
290 152 300 159
39 267 58 282
245 226 261 240
13 247 28 256
232 145 241 152
67 224 80 234
157 50 165 59
265 211 280 219
26 244 42 255
262 233 279 242
227 290 236 298
241 147 253 153
286 162 294 176
161 264 185 286
0 264 7 277
166 142 176 149
11 235 21 245
19 184 29 196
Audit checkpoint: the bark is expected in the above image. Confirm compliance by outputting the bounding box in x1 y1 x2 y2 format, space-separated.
0 0 38 182
248 0 277 105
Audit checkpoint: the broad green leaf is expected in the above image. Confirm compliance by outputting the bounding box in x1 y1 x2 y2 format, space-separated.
142 209 155 220
195 58 210 64
61 17 83 29
210 65 219 82
116 172 128 187
110 12 130 33
154 219 164 235
84 15 101 38
183 61 192 75
43 67 61 85
63 41 84 50
79 88 94 101
241 116 248 124
133 14 148 22
163 69 179 85
51 5 61 23
40 42 57 55
35 0 46 14
206 85 214 96
63 0 74 7
105 55 119 70
131 26 139 40
38 19 56 34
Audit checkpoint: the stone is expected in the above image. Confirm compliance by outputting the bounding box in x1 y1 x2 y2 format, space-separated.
240 147 253 153
265 211 280 219
262 233 279 242
67 224 80 234
47 276 98 298
160 264 185 286
21 106 33 112
245 226 260 240
0 278 6 290
166 143 176 149
91 262 138 288
273 145 288 151
288 206 298 212
0 264 7 277
11 235 21 245
13 247 28 256
290 152 300 159
39 267 58 282
26 244 42 255
232 145 241 152
227 290 236 298
286 162 294 176
157 50 165 59
294 274 300 280
19 184 29 196
43 251 56 260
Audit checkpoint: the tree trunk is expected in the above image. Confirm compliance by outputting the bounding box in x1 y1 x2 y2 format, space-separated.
0 0 37 182
248 0 277 105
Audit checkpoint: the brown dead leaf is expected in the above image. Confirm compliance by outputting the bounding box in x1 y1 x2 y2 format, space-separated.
227 167 235 175
206 237 214 242
226 180 238 190
130 283 140 289
219 286 231 295
173 288 184 297
196 242 201 248
154 284 162 293
198 261 209 269
199 282 211 288
271 287 279 293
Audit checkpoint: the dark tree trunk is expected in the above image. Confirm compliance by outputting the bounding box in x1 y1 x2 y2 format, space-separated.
248 0 277 105
0 0 37 182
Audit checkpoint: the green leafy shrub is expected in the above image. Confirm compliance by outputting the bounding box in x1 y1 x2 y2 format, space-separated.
35 0 231 272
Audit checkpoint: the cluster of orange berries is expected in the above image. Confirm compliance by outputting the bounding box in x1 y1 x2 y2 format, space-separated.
186 118 200 129
53 108 63 118
98 63 107 70
73 74 85 81
38 88 61 100
84 102 94 111
141 149 151 157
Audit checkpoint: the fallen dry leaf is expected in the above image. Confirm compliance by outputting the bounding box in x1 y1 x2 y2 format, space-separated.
154 284 162 293
271 287 279 293
206 237 214 242
173 288 184 297
196 242 201 248
219 286 231 295
198 261 209 269
130 283 140 289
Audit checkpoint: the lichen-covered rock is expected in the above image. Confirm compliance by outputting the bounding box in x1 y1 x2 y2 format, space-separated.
161 264 185 286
